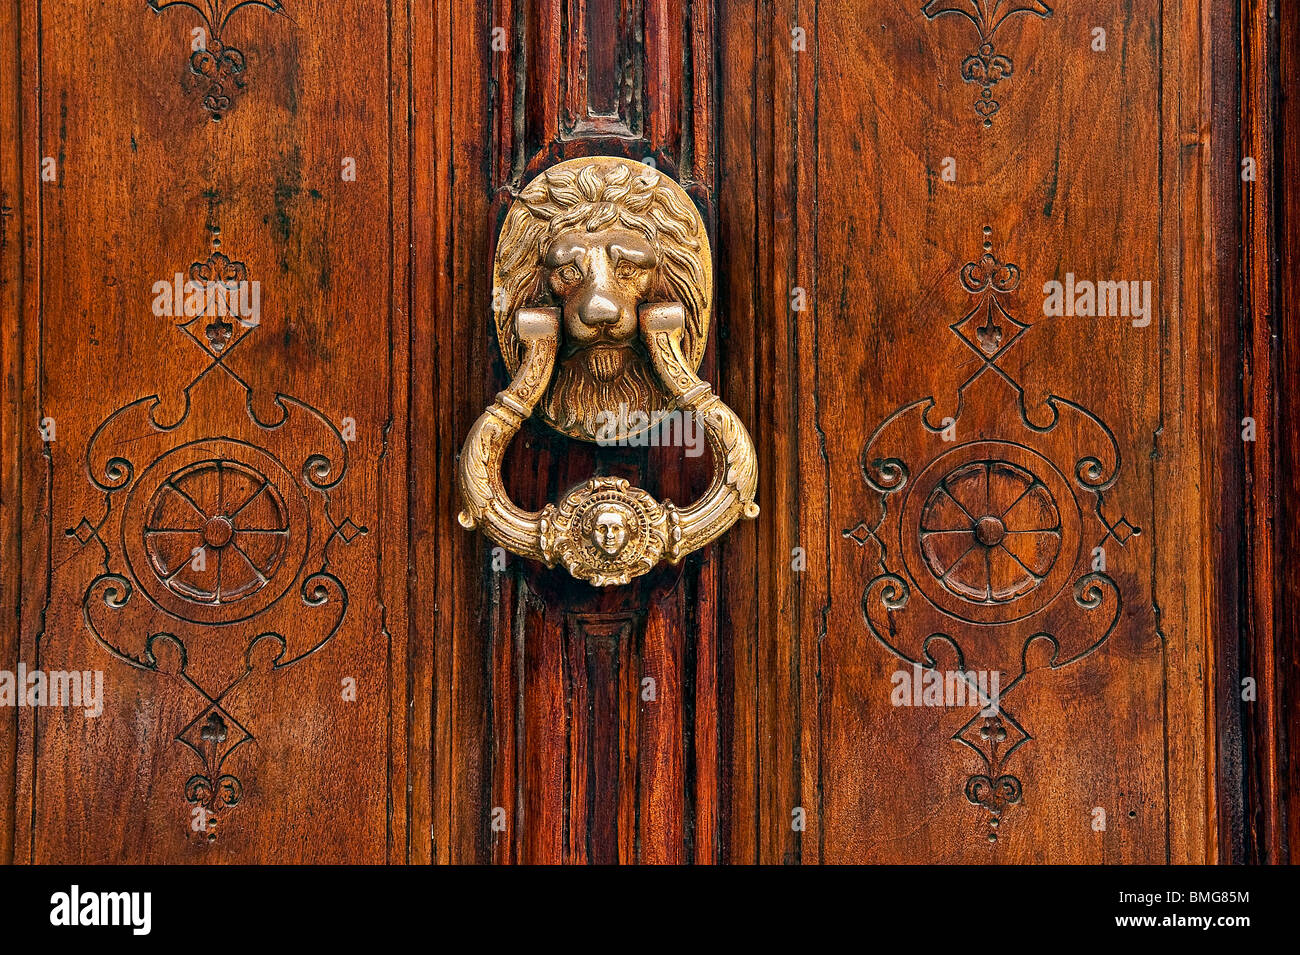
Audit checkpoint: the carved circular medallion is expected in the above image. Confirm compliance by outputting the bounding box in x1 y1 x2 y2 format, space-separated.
546 477 668 587
900 442 1082 625
918 461 1062 604
143 461 290 605
124 441 310 625
494 156 712 443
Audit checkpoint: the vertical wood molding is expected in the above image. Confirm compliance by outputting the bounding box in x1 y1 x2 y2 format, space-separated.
494 0 709 190
1208 0 1289 866
561 612 643 863
432 0 719 864
384 0 414 865
1231 0 1278 865
1239 0 1300 865
1279 0 1300 866
12 0 47 866
0 0 21 868
716 0 813 864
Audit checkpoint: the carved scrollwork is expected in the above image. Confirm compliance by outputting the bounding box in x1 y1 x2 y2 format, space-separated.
922 1 1053 127
70 227 367 840
147 0 289 120
844 227 1138 843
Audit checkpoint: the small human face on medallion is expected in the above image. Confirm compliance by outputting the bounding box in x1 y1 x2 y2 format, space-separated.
590 504 630 557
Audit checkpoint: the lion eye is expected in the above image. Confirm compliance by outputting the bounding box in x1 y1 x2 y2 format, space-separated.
615 262 642 280
555 264 581 284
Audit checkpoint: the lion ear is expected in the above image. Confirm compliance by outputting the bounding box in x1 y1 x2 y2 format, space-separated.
519 175 550 203
522 202 556 222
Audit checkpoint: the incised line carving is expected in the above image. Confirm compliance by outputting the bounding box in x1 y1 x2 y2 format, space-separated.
844 227 1138 842
147 0 289 120
922 1 1053 127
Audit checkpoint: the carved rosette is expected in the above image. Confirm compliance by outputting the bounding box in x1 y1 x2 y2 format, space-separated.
844 229 1139 843
70 231 366 842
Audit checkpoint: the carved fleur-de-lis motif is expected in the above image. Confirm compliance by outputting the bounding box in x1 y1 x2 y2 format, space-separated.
922 1 1054 127
179 248 251 354
180 705 248 841
147 0 289 121
950 228 1027 360
847 227 1137 845
200 712 228 743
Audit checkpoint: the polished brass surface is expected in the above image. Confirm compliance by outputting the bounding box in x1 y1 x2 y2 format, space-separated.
458 157 757 587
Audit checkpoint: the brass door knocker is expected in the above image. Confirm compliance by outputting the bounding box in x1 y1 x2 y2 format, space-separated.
457 157 758 586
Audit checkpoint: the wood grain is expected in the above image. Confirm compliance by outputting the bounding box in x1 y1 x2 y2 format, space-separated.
0 0 1292 865
716 0 1229 862
0 0 21 870
1275 0 1300 866
7 0 406 863
424 0 722 864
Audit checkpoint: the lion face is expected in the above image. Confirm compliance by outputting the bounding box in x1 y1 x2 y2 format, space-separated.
544 227 656 383
494 157 711 443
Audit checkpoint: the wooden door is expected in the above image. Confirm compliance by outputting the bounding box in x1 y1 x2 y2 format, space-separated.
3 0 410 863
1 0 1290 864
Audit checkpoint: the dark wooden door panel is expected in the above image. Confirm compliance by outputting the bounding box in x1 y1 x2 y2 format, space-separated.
7 0 408 863
419 0 724 865
716 0 1221 862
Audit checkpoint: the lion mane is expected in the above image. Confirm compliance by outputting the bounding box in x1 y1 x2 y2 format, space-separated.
494 160 710 441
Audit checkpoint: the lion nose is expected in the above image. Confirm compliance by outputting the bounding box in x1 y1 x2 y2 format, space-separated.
578 293 621 326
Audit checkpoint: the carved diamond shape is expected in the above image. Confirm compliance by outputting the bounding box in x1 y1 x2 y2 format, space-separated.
1106 517 1139 546
956 708 1029 760
950 297 1028 362
843 522 875 547
178 705 250 763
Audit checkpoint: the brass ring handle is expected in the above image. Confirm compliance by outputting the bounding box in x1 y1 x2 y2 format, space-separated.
456 156 758 587
457 303 759 587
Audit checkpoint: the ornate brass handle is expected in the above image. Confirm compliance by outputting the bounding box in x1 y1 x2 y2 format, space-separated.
456 157 758 587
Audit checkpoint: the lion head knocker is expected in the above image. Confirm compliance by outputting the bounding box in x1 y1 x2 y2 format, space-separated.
458 157 757 587
494 157 710 442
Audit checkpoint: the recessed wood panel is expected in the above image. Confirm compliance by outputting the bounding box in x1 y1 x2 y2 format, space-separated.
10 0 407 863
716 0 1220 862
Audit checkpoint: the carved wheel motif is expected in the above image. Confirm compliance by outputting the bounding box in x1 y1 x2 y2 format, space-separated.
918 460 1062 604
73 229 367 842
143 460 291 606
845 230 1138 843
900 440 1081 626
123 439 310 626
